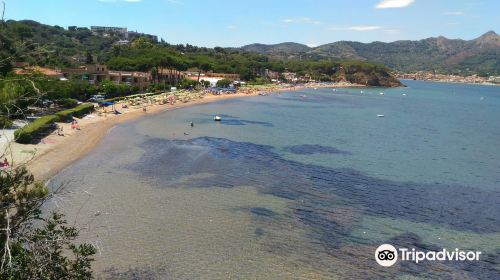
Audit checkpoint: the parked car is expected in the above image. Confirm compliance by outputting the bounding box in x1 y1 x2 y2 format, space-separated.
88 94 105 102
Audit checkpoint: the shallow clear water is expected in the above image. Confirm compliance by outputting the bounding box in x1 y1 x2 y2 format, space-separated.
49 81 500 279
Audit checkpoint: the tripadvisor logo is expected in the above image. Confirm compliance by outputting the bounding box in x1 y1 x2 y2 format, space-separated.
375 244 398 267
375 244 482 267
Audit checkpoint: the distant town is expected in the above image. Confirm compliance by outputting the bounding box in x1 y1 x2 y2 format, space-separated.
395 72 500 85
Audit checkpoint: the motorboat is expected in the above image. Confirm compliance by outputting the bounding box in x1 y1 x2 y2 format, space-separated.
214 115 221 121
377 114 385 117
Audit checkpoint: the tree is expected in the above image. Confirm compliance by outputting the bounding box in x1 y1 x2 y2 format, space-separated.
131 37 154 49
196 62 211 83
216 79 232 88
0 16 96 277
177 78 198 89
200 80 210 88
0 167 96 279
12 23 33 42
85 51 94 64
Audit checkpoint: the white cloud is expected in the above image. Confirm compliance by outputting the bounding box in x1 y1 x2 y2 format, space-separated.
348 25 383 31
281 17 321 25
443 11 465 16
375 0 414 9
328 25 385 32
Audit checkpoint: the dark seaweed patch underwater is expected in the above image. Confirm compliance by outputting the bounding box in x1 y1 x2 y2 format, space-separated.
283 144 352 155
128 136 500 279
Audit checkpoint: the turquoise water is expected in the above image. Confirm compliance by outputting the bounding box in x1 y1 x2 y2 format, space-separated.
50 81 500 279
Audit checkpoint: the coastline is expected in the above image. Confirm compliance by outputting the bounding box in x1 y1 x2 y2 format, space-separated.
9 82 358 182
399 78 499 86
25 92 257 182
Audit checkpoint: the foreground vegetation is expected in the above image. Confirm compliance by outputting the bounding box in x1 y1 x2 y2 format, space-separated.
0 167 95 279
1 18 96 279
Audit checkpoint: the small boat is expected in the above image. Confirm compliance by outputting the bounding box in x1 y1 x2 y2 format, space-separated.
360 90 364 94
299 94 307 98
214 115 221 121
377 114 385 118
402 93 407 96
379 92 384 95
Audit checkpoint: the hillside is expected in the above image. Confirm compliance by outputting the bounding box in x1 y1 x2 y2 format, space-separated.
241 42 311 58
240 31 500 75
0 20 402 87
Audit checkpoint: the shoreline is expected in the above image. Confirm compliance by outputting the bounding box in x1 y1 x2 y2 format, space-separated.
8 82 359 182
26 92 258 181
399 78 499 87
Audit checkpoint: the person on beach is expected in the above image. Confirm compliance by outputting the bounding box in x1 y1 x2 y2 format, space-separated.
190 122 194 127
57 125 65 136
73 120 81 130
143 106 147 112
0 158 10 168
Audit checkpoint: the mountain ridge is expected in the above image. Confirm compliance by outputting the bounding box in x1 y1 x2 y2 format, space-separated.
239 31 500 74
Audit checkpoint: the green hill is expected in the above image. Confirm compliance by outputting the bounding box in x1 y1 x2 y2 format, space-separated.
0 19 402 87
241 31 500 75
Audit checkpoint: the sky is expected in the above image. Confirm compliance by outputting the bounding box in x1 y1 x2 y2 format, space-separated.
4 0 499 47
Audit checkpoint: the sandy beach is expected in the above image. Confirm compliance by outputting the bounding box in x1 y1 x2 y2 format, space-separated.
4 82 359 182
14 92 258 181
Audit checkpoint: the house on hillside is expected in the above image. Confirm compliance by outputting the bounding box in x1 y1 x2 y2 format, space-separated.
62 64 151 90
264 69 280 80
156 68 186 85
14 66 65 80
183 71 241 87
282 72 297 82
109 71 150 90
91 26 128 38
62 64 109 85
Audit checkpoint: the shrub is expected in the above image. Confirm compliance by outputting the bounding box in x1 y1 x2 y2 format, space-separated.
55 103 95 122
216 79 232 88
14 115 59 144
178 78 199 89
0 115 13 128
14 104 94 143
56 98 79 109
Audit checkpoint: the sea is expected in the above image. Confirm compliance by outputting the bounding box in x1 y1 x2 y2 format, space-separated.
48 80 500 279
